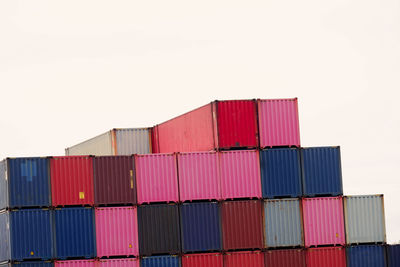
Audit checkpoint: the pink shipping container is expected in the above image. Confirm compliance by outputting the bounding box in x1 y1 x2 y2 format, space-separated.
135 153 179 204
95 207 139 257
219 150 261 199
98 259 139 267
258 98 300 148
302 197 345 247
178 152 221 201
55 260 95 267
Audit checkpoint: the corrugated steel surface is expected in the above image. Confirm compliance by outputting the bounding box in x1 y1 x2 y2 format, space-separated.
54 260 95 267
344 195 386 244
302 197 345 247
138 204 181 255
301 147 343 196
54 207 96 259
181 253 222 267
135 154 178 204
388 245 400 267
180 202 222 252
65 131 113 156
260 148 302 198
264 199 303 248
93 156 136 205
219 150 261 199
114 128 151 155
51 156 94 206
0 160 8 210
221 200 263 250
346 245 386 267
95 207 138 257
264 249 306 267
224 251 264 267
0 211 10 262
306 247 346 267
141 255 180 267
98 259 139 267
3 262 54 267
258 98 300 148
178 152 221 201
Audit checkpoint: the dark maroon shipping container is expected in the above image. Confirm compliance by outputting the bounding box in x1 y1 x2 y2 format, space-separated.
221 200 263 250
264 249 306 267
93 156 136 205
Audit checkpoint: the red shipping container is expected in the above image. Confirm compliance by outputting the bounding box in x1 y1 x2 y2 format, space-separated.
182 253 223 267
306 247 346 267
224 251 264 267
265 249 306 267
51 156 94 206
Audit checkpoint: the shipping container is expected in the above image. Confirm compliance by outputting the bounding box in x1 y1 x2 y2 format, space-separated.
388 245 400 267
257 98 300 148
224 251 264 267
302 197 345 247
65 128 152 156
0 160 8 210
141 255 180 267
93 156 136 205
0 262 54 267
181 253 222 267
138 204 180 255
219 150 261 200
152 100 258 153
260 148 302 198
346 245 386 267
180 202 222 252
0 211 9 262
221 200 263 250
135 154 178 204
51 156 94 206
344 195 386 244
54 207 96 259
98 259 139 267
54 260 95 267
264 249 306 267
177 152 221 201
95 207 138 257
264 199 303 248
306 247 346 267
301 147 343 197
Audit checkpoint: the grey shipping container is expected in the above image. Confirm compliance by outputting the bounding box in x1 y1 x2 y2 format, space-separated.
0 262 53 267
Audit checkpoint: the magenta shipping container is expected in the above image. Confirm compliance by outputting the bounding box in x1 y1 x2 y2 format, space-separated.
98 259 139 267
55 260 95 267
302 197 345 247
135 153 179 204
95 207 139 257
219 150 261 199
258 98 300 148
178 151 221 201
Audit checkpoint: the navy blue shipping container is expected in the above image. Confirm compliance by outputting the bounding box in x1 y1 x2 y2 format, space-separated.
388 245 400 267
260 148 302 198
141 255 180 267
54 207 96 259
180 202 222 252
301 147 343 197
347 245 386 267
0 262 54 267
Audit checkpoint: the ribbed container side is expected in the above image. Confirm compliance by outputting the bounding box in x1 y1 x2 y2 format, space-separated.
93 156 136 205
265 249 306 267
95 207 138 257
306 247 346 267
178 152 221 202
141 255 180 267
388 245 400 267
0 211 10 262
219 150 261 199
98 259 139 267
216 100 258 149
137 204 180 255
260 148 302 198
180 202 222 252
135 154 178 204
301 147 343 196
0 160 7 210
54 260 95 267
302 197 345 247
224 251 264 267
150 127 159 154
344 195 386 244
346 245 386 267
51 156 94 206
65 131 113 156
264 199 303 248
258 98 300 148
4 262 54 267
54 207 96 259
115 128 151 155
181 253 222 267
221 200 263 250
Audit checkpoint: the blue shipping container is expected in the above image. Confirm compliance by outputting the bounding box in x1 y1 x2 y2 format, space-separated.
301 147 343 197
347 245 386 267
0 262 54 267
180 202 222 252
141 255 180 267
260 148 302 198
388 245 400 267
54 207 96 259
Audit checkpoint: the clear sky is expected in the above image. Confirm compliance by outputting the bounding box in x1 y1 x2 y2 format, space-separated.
1 0 399 242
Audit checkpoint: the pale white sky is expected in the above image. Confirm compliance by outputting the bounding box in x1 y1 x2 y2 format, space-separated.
0 1 399 242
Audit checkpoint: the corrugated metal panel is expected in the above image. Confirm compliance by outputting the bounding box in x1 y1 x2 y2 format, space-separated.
221 200 263 250
54 207 96 259
51 156 94 206
65 132 113 156
141 255 180 267
344 195 386 244
258 98 300 148
7 262 54 267
178 152 221 201
388 245 400 267
54 260 95 267
219 150 261 199
306 247 346 267
180 202 222 252
264 249 306 267
137 204 180 255
0 211 10 262
302 197 345 247
0 160 8 210
93 156 136 205
260 148 302 198
135 154 178 204
181 253 222 267
264 199 303 248
346 245 386 267
224 251 264 267
115 128 151 155
301 147 343 196
98 259 139 267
